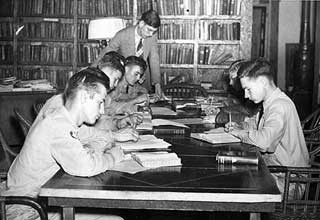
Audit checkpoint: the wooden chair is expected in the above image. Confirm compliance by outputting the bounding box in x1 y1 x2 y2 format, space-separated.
13 109 32 138
266 166 320 220
33 102 45 115
0 196 48 220
163 83 208 99
0 128 18 170
300 107 320 166
301 107 320 130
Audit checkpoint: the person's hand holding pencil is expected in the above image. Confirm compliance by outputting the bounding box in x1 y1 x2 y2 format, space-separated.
224 112 240 133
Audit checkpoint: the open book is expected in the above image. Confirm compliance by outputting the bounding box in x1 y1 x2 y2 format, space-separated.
191 132 240 144
118 135 171 152
135 112 153 131
132 152 182 168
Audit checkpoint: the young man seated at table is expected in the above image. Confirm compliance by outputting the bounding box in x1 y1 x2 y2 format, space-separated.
1 68 126 220
225 58 310 198
215 60 259 124
104 55 149 116
35 51 141 140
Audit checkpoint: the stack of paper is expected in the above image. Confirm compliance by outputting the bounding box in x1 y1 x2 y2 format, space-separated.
118 135 171 152
132 152 182 168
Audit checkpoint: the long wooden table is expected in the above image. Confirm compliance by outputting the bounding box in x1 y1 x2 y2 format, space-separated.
39 135 281 220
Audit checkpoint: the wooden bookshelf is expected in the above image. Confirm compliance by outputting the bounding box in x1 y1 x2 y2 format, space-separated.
153 0 252 89
0 0 252 91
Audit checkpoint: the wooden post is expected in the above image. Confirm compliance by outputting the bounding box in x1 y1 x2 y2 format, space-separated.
293 0 314 119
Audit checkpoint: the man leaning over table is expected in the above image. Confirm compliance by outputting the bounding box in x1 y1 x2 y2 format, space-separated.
92 10 164 99
34 51 141 143
104 55 149 116
0 68 126 220
225 58 310 199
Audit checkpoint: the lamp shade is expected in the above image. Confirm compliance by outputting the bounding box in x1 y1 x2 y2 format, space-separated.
88 17 125 40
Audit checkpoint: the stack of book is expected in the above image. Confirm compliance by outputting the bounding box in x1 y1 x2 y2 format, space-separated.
0 76 16 92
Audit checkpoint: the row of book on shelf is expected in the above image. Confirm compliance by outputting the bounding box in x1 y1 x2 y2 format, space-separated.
198 45 236 65
158 22 195 40
159 44 194 65
18 0 74 16
17 44 74 64
17 21 75 40
0 21 240 42
14 0 243 17
199 21 240 41
199 0 242 16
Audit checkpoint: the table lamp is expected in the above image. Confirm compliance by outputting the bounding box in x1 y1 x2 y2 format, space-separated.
88 17 126 48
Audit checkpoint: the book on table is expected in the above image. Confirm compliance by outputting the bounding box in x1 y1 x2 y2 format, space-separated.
191 132 240 144
132 152 182 168
117 135 171 152
216 150 258 165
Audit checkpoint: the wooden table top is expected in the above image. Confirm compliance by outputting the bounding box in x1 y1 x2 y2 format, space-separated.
40 136 281 209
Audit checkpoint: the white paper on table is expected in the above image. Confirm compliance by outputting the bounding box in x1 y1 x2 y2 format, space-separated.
152 119 189 128
110 158 149 174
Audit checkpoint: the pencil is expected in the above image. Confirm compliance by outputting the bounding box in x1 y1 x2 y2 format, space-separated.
229 112 232 124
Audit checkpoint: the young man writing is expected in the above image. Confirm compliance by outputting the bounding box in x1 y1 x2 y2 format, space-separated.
225 58 310 197
2 68 125 220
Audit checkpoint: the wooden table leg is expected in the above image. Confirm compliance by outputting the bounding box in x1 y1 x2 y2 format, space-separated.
62 207 75 220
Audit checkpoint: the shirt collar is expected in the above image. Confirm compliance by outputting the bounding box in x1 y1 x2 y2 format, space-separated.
135 26 142 45
60 106 79 130
263 87 282 110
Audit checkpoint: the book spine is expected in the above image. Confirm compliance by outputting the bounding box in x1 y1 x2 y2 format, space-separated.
153 128 190 136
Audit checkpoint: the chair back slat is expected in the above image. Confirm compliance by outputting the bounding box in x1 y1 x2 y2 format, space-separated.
13 109 32 139
269 166 320 220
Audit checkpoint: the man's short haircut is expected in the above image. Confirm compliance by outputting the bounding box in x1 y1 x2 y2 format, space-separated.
238 58 274 81
140 10 161 28
228 59 245 79
63 67 110 102
125 56 147 72
92 51 125 75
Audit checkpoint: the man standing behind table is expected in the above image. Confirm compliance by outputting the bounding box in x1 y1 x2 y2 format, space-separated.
225 58 310 198
1 68 125 220
92 10 164 99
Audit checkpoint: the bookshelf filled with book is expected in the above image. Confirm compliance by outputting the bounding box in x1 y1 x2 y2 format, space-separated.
155 0 252 90
0 0 252 91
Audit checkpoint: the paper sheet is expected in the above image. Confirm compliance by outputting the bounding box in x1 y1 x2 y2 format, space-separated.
110 158 149 174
